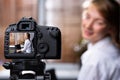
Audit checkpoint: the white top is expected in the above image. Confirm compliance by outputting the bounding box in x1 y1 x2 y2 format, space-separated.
77 37 120 80
21 39 32 53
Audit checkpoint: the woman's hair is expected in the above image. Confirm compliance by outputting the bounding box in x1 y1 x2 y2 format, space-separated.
26 33 30 39
83 0 120 47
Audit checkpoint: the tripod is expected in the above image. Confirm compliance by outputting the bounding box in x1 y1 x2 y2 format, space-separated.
3 59 52 80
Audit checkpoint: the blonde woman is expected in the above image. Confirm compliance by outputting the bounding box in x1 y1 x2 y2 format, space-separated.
78 0 120 80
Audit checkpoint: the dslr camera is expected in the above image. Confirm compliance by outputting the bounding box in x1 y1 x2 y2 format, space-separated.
4 17 61 59
3 17 61 80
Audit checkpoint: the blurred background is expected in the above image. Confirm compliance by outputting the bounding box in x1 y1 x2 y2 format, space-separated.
1 0 119 80
0 0 85 62
0 0 84 79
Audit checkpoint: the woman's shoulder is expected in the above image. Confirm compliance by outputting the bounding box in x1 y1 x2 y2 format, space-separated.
93 45 120 63
86 44 120 66
84 49 120 69
98 41 120 59
25 39 31 42
81 37 120 66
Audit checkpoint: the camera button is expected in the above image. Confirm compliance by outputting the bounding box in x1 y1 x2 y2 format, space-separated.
6 37 9 40
38 33 43 38
38 43 49 53
6 32 9 35
5 42 9 45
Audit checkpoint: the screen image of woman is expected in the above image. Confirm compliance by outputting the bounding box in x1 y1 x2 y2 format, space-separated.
17 33 32 53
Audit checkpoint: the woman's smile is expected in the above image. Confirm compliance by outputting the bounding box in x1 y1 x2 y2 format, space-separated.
84 29 93 36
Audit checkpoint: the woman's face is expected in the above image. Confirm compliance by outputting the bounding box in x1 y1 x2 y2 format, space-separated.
81 4 109 44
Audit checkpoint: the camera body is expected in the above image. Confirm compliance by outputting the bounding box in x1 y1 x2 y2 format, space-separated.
4 17 61 59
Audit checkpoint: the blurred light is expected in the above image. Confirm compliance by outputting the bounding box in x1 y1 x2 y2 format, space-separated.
82 0 92 9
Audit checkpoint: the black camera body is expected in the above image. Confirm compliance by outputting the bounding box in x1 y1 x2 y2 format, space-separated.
4 17 61 59
3 17 61 80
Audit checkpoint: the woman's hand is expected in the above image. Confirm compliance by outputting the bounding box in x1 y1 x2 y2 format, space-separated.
16 49 21 52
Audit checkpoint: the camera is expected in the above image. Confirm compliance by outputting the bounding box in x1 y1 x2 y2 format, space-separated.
4 17 61 59
3 17 61 80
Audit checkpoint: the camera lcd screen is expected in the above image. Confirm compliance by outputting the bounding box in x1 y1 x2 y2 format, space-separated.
9 32 34 54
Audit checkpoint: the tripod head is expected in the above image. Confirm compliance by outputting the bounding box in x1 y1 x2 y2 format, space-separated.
3 59 57 80
3 59 55 80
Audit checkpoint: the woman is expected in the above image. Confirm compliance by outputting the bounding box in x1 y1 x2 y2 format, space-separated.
78 0 120 80
17 33 32 53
